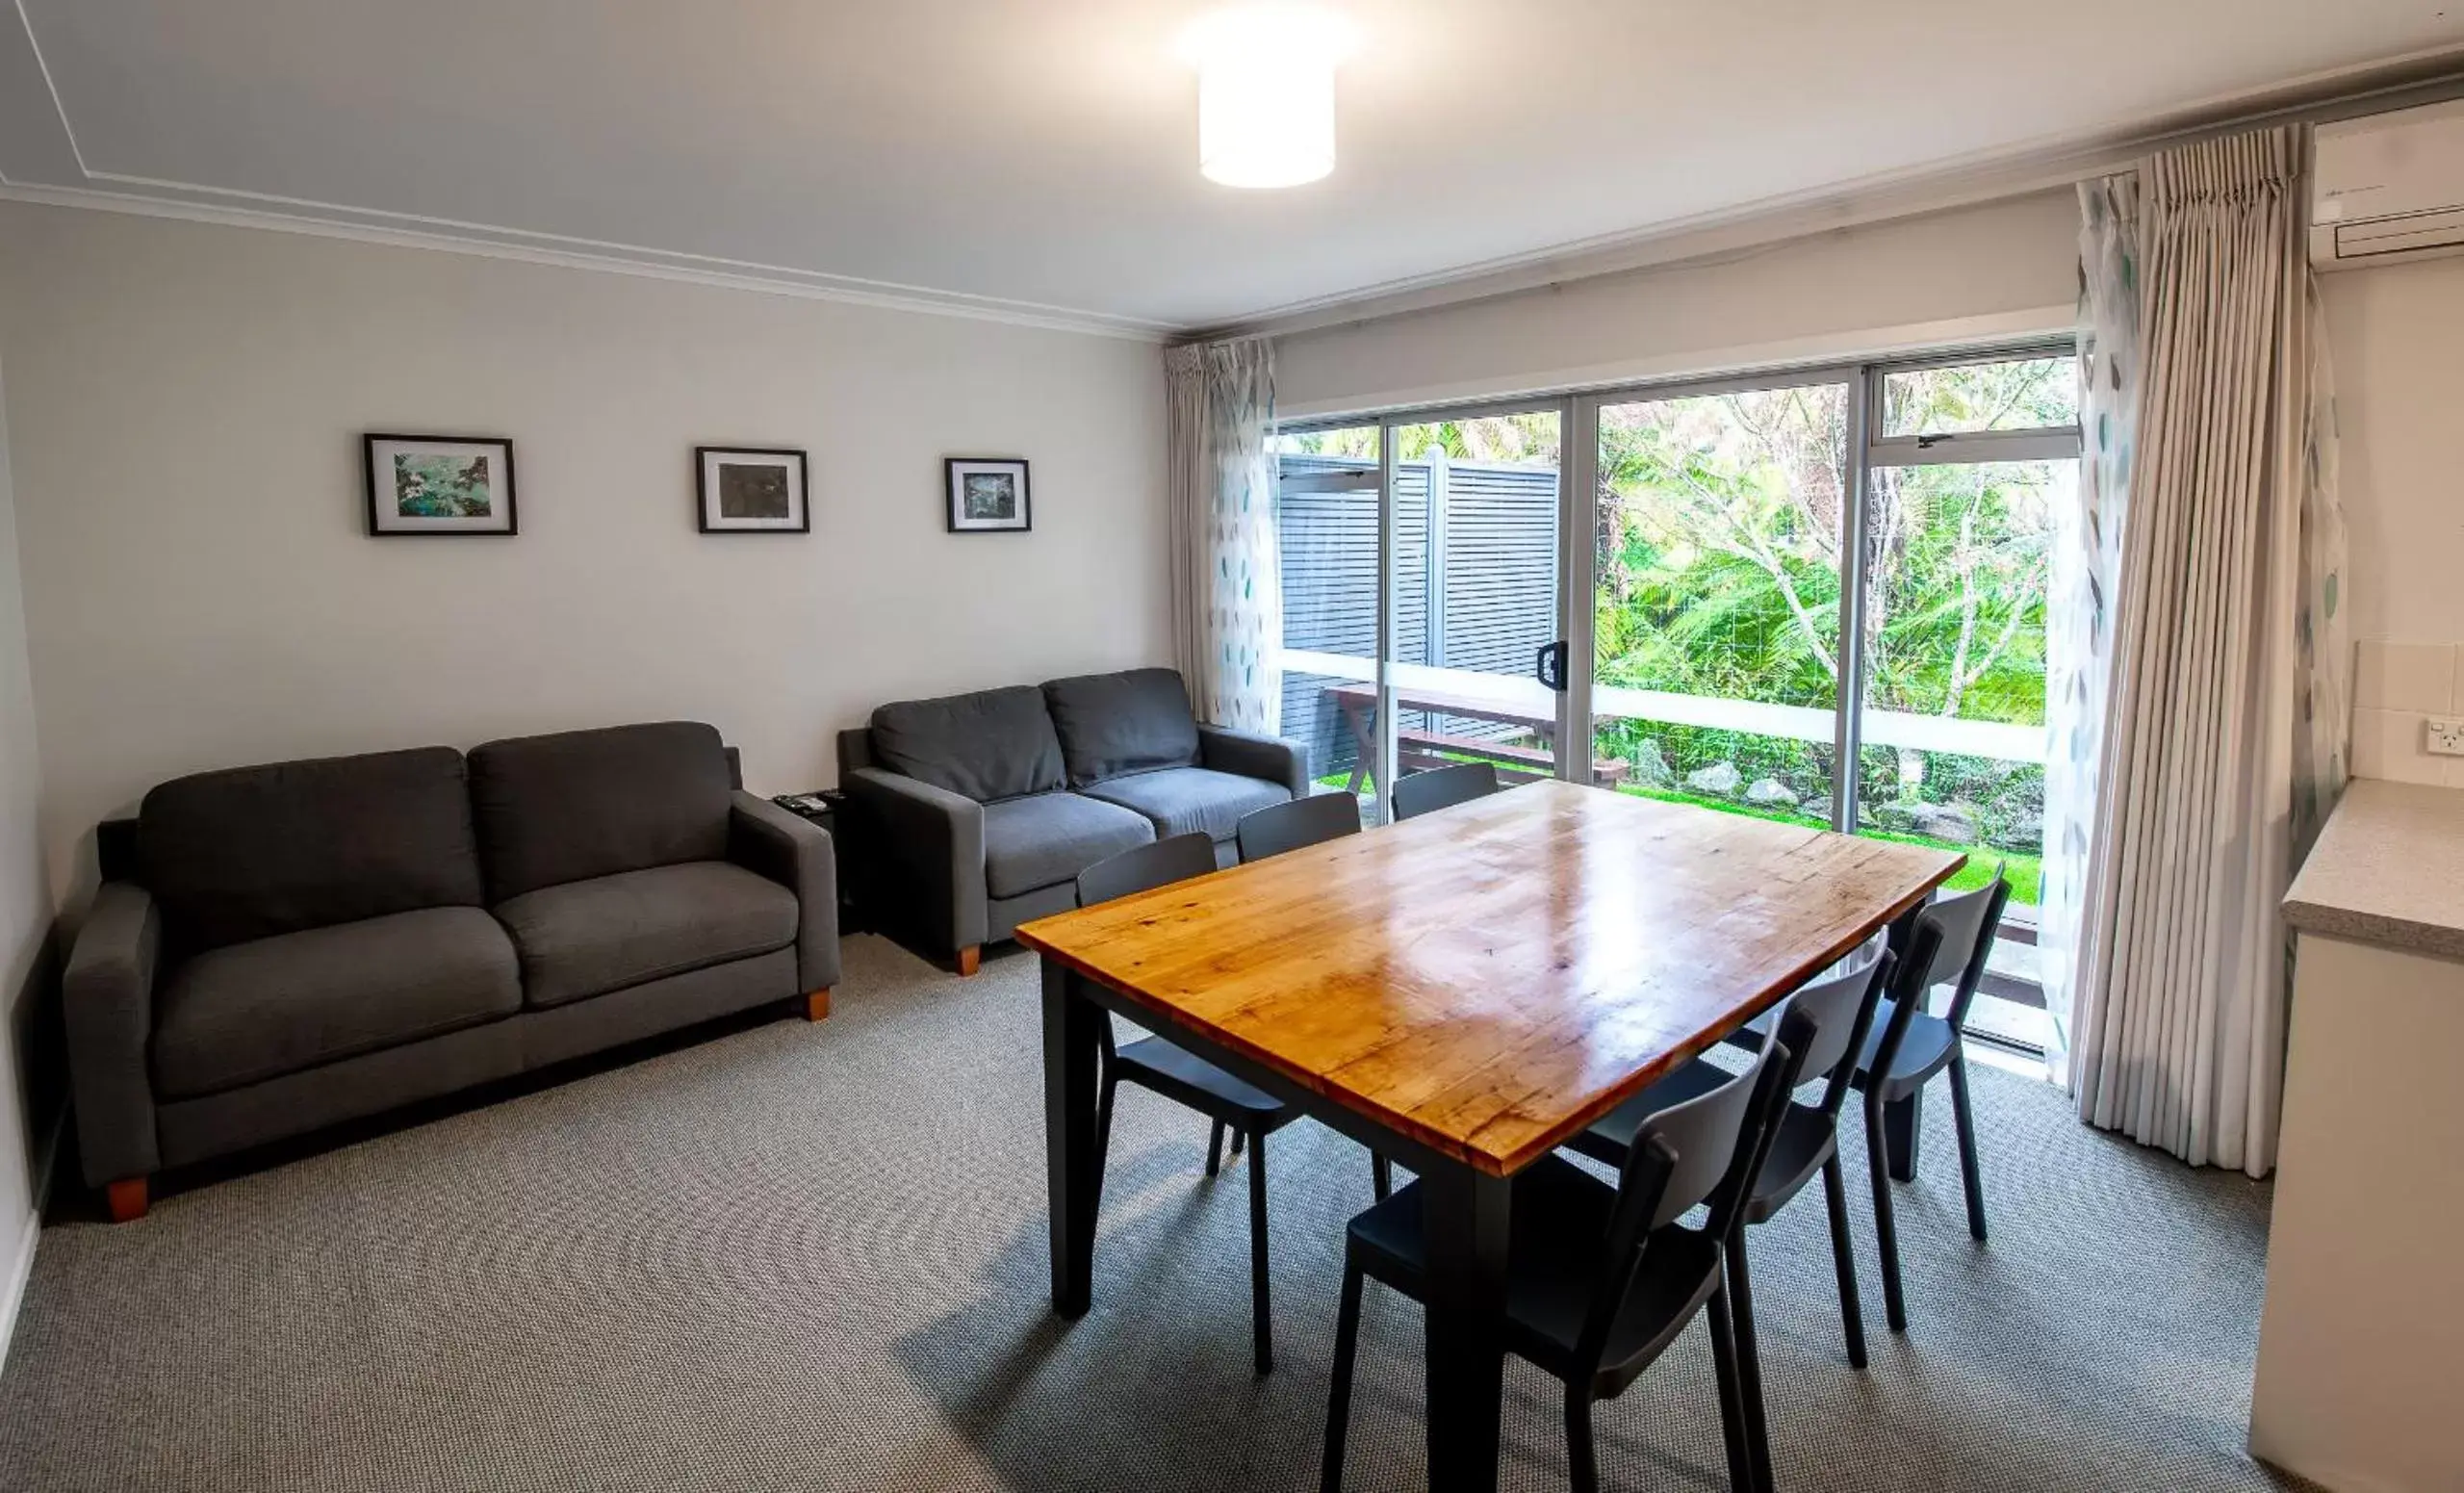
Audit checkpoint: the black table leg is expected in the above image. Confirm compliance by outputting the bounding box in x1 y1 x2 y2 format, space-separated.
1420 1162 1512 1493
1884 1090 1921 1183
1043 959 1104 1318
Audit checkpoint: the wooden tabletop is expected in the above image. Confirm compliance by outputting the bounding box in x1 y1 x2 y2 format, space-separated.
1016 780 1963 1176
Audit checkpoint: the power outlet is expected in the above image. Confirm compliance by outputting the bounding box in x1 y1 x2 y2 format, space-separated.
2426 718 2464 758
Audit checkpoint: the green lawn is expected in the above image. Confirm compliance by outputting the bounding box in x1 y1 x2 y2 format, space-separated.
1322 772 2041 905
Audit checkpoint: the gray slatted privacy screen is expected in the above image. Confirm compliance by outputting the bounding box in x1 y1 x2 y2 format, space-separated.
1275 454 1559 783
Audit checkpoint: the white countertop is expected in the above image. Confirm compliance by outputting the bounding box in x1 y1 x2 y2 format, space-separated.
2284 778 2464 960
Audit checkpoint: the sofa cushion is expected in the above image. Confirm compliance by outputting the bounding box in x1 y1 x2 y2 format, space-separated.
981 792 1154 900
1041 668 1202 787
1078 766 1294 843
151 907 520 1099
869 686 1065 804
469 722 732 902
139 747 484 952
493 861 799 1010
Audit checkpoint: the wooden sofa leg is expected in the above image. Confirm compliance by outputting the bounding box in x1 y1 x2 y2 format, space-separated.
805 988 833 1021
105 1177 148 1223
955 945 981 977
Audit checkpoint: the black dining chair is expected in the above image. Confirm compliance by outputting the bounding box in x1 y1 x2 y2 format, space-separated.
1855 871 2010 1332
1566 939 1894 1489
1392 761 1501 821
1073 833 1388 1376
1235 791 1362 862
1321 1008 1817 1493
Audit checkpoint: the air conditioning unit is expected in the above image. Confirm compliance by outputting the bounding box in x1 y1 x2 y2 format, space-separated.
2313 98 2464 271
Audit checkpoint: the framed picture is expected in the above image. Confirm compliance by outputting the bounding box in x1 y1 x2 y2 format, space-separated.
944 458 1032 533
364 434 517 536
696 447 809 533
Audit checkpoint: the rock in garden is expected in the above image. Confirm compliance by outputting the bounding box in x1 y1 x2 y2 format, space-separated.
1910 804 1981 843
1685 762 1741 795
1868 800 1924 833
1630 740 1679 790
1744 778 1799 808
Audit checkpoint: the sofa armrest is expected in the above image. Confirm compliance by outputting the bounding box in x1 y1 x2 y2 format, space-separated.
63 882 163 1187
843 767 987 954
729 791 840 993
1198 725 1308 800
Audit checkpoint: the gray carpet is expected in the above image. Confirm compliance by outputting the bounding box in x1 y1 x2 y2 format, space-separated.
0 936 2304 1492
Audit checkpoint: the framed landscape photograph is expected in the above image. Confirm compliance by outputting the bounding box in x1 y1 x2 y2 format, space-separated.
364 434 518 536
944 458 1031 533
696 447 809 533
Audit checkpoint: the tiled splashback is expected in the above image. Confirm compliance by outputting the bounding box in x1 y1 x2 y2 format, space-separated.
2352 639 2464 785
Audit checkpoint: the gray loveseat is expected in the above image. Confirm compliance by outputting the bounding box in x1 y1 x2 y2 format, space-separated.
838 667 1305 969
63 721 838 1222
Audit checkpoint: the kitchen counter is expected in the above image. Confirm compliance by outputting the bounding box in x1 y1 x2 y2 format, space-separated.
2282 777 2464 959
2251 775 2464 1493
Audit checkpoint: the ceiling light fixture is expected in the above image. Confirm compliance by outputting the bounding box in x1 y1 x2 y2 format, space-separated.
1179 5 1360 190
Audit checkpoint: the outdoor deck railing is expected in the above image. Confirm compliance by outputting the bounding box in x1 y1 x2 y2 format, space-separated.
1276 648 2047 768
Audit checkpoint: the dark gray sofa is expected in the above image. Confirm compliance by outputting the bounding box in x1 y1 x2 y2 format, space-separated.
838 667 1304 969
62 721 838 1222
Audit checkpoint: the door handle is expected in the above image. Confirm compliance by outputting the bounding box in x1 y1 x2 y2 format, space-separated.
1536 640 1568 692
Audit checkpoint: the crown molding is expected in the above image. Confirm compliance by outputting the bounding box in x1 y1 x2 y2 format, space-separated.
1195 45 2464 344
0 176 1178 342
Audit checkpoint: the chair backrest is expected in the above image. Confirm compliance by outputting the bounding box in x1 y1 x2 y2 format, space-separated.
1076 832 1218 907
1577 1007 1816 1373
1786 938 1895 1119
1235 792 1362 862
1392 761 1501 821
1894 869 2011 1031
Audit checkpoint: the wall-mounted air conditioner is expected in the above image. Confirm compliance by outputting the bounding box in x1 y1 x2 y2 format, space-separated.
2313 98 2464 272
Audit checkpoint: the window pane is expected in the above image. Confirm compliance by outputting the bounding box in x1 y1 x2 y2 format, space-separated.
1851 457 2066 912
1592 382 1848 830
1880 356 2079 438
1272 425 1384 818
1386 414 1563 791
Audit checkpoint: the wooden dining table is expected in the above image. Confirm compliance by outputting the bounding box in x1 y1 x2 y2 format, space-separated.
1014 779 1962 1493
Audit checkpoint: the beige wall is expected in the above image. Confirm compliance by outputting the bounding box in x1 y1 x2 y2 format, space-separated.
2322 255 2464 648
0 344 49 1360
0 202 1168 899
1272 189 2084 416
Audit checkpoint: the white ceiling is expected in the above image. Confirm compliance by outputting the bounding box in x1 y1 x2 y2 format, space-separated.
2 1 2461 336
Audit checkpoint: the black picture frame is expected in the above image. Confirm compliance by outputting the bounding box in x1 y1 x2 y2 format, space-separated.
363 433 519 537
695 446 811 534
944 457 1033 533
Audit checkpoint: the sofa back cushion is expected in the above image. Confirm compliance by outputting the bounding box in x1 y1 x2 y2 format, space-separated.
468 722 732 901
1042 669 1201 786
869 686 1064 803
139 746 484 952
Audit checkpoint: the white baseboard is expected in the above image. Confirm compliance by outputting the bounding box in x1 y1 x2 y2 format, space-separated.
0 1208 38 1370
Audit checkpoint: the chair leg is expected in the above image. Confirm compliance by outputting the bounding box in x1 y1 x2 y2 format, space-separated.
1247 1126 1272 1376
1947 1057 1989 1243
1094 1071 1119 1179
1705 1279 1755 1493
1821 1153 1868 1370
804 988 832 1021
1206 1120 1226 1178
1863 1098 1909 1333
1320 1255 1365 1493
1564 1386 1600 1493
954 944 981 977
1229 1127 1246 1159
1371 1152 1392 1201
1725 1233 1776 1493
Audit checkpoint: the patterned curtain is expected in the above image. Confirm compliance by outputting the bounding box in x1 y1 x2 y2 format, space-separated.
1164 337 1281 733
2039 173 2142 1075
2291 282 2350 865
